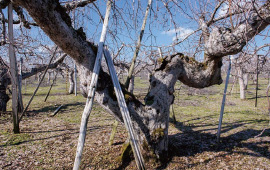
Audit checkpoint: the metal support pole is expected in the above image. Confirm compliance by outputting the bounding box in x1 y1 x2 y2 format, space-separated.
217 57 231 142
73 1 112 169
104 48 145 170
44 71 58 102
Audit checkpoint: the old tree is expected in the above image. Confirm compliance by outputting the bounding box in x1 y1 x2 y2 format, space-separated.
3 0 270 161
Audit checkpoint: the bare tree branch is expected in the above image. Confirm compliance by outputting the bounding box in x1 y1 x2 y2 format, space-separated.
205 3 270 58
64 0 96 11
21 54 67 81
0 0 9 9
208 0 226 27
13 5 31 29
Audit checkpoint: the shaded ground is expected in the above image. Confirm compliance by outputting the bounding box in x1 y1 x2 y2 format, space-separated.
0 77 270 169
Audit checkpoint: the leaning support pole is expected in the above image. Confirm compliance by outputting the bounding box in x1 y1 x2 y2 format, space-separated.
108 45 126 146
217 57 231 143
73 1 111 169
49 104 63 117
110 0 152 150
44 71 58 102
124 0 152 88
104 48 145 170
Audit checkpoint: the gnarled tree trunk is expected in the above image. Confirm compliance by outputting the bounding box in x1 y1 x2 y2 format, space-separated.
12 0 270 161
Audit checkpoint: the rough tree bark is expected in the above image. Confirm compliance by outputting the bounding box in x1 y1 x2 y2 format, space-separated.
12 0 270 160
243 73 249 90
0 56 10 112
68 69 74 94
238 67 246 99
128 75 135 94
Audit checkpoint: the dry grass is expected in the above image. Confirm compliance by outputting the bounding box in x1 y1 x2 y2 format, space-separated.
0 76 269 169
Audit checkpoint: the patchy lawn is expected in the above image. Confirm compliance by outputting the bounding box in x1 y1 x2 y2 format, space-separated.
0 77 270 169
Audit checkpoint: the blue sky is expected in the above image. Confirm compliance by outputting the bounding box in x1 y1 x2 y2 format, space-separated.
1 0 269 63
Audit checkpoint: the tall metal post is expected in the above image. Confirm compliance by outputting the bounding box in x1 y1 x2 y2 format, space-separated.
104 48 145 170
73 1 112 169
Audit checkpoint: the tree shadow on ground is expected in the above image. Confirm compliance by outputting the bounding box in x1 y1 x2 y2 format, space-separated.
157 118 270 169
0 124 111 147
26 102 84 116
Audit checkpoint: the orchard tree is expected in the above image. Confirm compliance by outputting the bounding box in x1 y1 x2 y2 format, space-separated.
2 0 270 161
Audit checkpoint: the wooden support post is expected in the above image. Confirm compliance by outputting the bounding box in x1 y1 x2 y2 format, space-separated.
217 57 231 142
73 1 112 169
49 104 63 117
8 4 20 133
108 120 119 146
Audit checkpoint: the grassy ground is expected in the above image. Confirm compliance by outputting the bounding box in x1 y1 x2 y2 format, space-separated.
0 76 269 169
